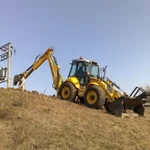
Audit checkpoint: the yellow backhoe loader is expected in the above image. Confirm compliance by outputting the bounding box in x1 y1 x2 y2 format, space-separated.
13 48 149 117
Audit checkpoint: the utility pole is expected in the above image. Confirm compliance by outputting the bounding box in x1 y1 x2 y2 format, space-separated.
7 43 11 88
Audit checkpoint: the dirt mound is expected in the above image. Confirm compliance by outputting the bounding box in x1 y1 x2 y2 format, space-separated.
0 88 150 150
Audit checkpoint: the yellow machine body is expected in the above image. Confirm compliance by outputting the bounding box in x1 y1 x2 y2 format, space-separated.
13 48 149 117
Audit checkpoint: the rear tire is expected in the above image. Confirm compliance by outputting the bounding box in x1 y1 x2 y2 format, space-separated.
84 85 105 109
58 82 77 102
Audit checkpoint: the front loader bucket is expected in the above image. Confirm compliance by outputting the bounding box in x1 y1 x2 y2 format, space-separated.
106 96 146 117
123 98 145 115
106 86 149 117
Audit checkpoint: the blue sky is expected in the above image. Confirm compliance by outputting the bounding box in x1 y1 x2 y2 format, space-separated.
0 0 150 95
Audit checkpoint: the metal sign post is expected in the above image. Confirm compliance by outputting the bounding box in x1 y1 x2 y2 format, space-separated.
0 42 14 87
7 43 11 88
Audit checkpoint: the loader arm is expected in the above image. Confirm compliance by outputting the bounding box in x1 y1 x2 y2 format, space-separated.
13 48 63 91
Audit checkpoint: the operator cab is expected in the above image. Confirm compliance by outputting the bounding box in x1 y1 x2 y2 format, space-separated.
68 57 100 85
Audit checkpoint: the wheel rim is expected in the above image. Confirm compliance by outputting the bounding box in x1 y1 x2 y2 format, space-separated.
87 90 97 104
62 86 70 99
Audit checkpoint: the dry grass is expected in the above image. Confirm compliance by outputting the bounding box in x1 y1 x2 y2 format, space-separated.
0 88 150 150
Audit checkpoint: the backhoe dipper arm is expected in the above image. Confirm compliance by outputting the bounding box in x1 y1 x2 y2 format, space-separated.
13 48 63 91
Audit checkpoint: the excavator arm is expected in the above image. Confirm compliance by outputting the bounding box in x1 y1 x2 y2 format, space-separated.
13 48 63 91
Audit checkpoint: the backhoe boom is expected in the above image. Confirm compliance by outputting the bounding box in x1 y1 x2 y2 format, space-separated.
13 48 63 91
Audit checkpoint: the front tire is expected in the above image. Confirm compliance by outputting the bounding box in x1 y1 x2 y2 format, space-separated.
84 85 105 109
58 82 77 102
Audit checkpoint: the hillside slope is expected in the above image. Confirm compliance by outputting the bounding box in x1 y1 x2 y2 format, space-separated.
0 88 150 150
